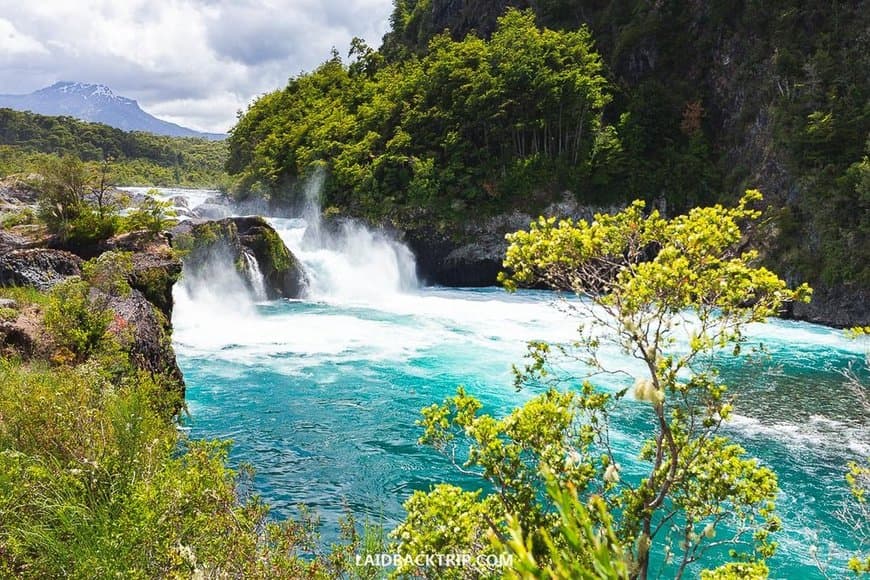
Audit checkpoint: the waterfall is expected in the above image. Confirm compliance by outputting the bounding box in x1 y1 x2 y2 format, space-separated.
268 172 419 304
172 172 420 307
241 248 267 301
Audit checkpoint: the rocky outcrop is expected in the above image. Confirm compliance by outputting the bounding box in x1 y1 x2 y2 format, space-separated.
0 304 46 359
403 225 506 287
0 231 185 397
235 216 307 298
0 230 31 253
400 196 620 287
107 287 185 388
786 284 870 329
0 249 82 290
0 176 38 208
101 231 183 320
172 216 306 299
192 203 233 220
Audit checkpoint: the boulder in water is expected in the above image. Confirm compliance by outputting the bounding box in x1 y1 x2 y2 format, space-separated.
173 216 306 299
169 195 190 209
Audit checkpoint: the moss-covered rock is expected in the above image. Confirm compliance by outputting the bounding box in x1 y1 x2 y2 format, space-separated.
98 230 184 320
235 216 306 298
174 216 306 299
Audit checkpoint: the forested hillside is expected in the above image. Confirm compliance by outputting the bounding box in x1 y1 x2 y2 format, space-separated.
228 0 868 321
0 108 228 187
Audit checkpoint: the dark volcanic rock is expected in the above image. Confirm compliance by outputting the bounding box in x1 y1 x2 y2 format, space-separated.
787 284 870 329
0 249 82 290
0 176 38 207
234 216 307 299
174 216 306 299
0 230 30 253
101 231 183 320
403 225 503 287
401 197 619 287
107 288 185 390
192 203 232 220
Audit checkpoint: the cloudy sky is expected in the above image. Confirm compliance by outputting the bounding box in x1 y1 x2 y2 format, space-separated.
0 0 394 133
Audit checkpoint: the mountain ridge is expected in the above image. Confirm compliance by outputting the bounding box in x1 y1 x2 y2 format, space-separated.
0 82 225 141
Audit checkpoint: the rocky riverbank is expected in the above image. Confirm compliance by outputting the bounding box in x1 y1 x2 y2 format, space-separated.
0 182 307 400
390 200 869 329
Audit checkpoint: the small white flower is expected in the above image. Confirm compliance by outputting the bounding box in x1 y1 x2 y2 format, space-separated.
633 378 654 402
703 523 716 538
564 450 582 468
604 463 621 484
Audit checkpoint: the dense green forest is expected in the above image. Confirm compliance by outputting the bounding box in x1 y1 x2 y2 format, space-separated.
0 108 228 188
228 0 868 290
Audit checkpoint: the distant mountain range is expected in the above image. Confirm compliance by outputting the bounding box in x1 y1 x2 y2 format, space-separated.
0 82 225 141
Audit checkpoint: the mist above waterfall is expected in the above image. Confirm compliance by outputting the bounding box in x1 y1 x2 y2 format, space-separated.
268 171 419 304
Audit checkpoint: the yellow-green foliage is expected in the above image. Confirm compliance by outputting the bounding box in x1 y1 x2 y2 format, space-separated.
82 250 134 296
497 475 630 579
0 360 301 578
0 207 35 229
700 561 770 579
43 278 114 360
122 195 177 234
35 155 119 244
402 193 807 578
0 340 383 578
392 484 502 578
0 286 50 308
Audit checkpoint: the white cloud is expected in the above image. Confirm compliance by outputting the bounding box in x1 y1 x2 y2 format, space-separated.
0 0 393 132
0 17 49 57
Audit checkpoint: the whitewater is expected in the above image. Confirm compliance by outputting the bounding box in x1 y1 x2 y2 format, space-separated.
165 187 868 578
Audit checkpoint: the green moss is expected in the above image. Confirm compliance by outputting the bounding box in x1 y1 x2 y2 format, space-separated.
260 226 293 273
0 307 17 321
131 265 180 318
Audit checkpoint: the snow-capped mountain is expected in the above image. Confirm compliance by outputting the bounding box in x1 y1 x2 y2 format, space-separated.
0 82 224 140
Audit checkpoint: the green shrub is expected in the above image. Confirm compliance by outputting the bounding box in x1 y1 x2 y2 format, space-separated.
82 251 134 296
35 155 119 244
43 278 113 360
66 210 119 246
0 286 50 308
0 357 389 578
123 195 177 234
0 207 35 229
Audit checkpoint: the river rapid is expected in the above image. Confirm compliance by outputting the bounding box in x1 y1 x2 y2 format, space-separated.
159 188 867 578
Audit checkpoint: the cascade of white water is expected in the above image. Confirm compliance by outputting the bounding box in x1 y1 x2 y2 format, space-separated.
267 171 420 304
241 248 268 301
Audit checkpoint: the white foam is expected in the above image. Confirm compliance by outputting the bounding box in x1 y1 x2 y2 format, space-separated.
727 413 870 457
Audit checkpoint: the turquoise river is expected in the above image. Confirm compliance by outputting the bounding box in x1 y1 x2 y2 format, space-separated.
163 192 867 579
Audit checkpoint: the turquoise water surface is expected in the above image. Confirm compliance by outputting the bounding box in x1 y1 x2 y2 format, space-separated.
172 214 867 578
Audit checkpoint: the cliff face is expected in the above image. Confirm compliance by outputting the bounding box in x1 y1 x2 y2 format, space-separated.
400 195 622 287
384 0 869 327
